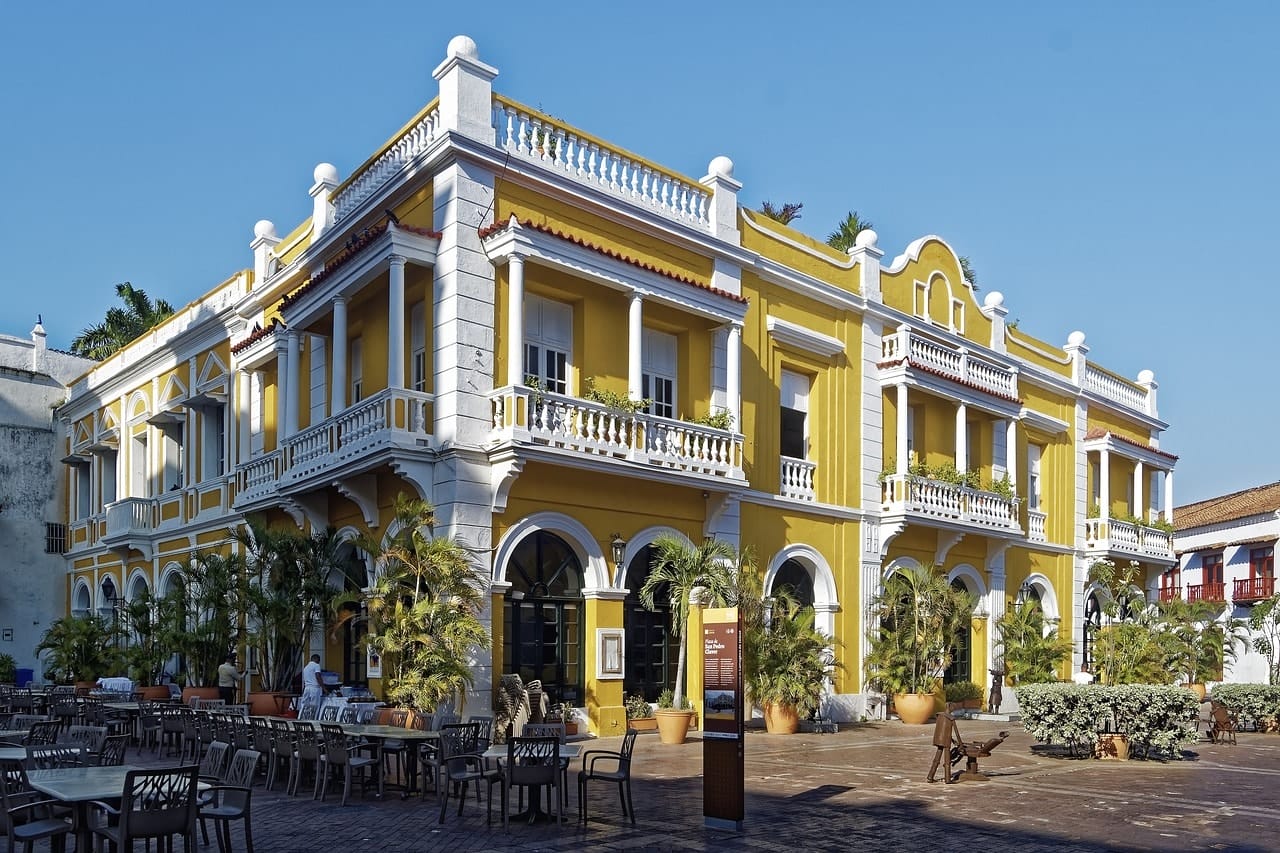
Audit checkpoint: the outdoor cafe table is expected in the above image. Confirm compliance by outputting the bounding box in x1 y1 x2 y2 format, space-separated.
0 730 33 744
483 743 581 824
28 764 143 851
338 723 439 798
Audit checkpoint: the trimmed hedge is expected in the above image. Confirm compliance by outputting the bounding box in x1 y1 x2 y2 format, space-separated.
1017 683 1200 759
1210 684 1280 728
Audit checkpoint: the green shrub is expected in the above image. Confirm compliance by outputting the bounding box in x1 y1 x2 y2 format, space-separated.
1017 683 1200 759
687 409 735 430
1211 683 1280 727
624 694 653 720
0 653 15 685
944 681 984 703
583 377 649 413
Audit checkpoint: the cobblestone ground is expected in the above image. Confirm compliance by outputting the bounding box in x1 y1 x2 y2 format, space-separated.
139 720 1280 852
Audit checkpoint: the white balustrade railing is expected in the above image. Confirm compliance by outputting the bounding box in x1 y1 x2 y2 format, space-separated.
104 498 154 539
333 105 443 222
1027 509 1047 543
779 456 817 501
881 474 1020 531
236 451 280 496
1083 517 1174 559
278 388 434 480
1084 366 1147 413
882 326 1017 399
490 385 743 478
492 97 711 230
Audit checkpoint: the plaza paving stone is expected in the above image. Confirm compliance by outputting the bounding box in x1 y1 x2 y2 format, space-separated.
140 719 1280 852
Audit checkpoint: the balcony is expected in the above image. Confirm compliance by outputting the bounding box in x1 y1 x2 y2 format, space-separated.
233 388 434 509
488 385 744 484
1027 509 1048 543
880 474 1022 536
1083 517 1176 564
880 326 1019 401
1233 576 1276 605
779 456 816 501
1187 582 1225 604
1158 586 1182 603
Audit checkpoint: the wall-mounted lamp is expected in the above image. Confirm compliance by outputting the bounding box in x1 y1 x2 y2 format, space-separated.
1014 580 1035 607
609 533 626 576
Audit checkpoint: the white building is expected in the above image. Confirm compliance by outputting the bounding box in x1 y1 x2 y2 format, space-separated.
0 320 94 681
1171 482 1279 684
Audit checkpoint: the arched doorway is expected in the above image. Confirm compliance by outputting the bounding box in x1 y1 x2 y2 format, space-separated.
332 543 369 687
944 578 972 684
503 531 584 704
770 558 815 609
623 545 676 702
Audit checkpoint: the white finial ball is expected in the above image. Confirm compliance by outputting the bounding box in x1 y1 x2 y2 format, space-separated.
708 155 734 178
1137 369 1155 384
313 162 339 185
983 291 1005 308
854 228 878 249
447 35 478 60
1067 330 1086 346
254 219 277 240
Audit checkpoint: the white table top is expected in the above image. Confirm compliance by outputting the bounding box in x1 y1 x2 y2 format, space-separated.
28 765 144 802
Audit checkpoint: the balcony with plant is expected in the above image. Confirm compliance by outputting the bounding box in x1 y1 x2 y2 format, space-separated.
879 457 1021 536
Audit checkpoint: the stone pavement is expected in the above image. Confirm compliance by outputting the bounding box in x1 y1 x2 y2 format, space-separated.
141 719 1280 852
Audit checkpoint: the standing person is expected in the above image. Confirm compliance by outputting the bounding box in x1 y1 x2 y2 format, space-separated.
301 653 325 713
217 654 245 705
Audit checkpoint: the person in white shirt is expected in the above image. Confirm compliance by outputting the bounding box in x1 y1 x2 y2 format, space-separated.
301 654 324 713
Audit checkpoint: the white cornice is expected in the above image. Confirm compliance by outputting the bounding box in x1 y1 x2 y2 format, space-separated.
766 316 845 359
1019 407 1070 435
1082 432 1176 470
737 490 864 520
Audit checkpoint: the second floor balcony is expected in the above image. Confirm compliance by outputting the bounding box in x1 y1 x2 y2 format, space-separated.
488 385 745 485
1233 576 1275 605
880 473 1021 536
1187 582 1226 604
1084 517 1176 565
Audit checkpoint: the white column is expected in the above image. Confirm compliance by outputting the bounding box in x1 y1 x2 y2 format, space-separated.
331 298 348 412
726 323 741 427
275 345 288 447
955 402 968 473
1164 470 1175 523
236 371 251 465
1099 448 1110 517
286 332 301 437
627 294 643 400
896 383 909 475
507 255 524 387
388 255 406 389
1133 460 1145 520
1005 419 1018 487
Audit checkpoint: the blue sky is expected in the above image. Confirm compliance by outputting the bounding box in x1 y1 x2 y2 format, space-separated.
1 2 1275 505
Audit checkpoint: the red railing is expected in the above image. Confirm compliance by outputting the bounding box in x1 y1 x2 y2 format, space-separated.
1158 586 1182 603
1187 582 1225 603
1233 576 1276 604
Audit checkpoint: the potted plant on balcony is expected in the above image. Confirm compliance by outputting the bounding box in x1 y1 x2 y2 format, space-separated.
237 520 343 715
864 564 973 724
639 535 737 744
35 614 117 687
744 593 834 734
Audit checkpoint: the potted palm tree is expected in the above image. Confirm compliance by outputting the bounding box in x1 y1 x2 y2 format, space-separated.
994 598 1073 687
118 590 177 699
864 564 973 724
35 615 117 687
745 593 833 733
1157 599 1243 699
334 495 488 712
166 550 248 702
639 535 737 745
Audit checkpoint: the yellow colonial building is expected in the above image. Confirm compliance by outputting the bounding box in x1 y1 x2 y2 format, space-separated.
56 35 1176 729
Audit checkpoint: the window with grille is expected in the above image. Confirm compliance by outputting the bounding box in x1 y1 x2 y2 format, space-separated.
45 523 67 554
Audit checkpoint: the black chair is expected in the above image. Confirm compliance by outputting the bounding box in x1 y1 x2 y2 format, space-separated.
97 733 130 767
316 727 382 806
0 757 72 853
502 735 562 827
522 722 569 809
89 765 200 853
23 744 86 770
199 747 261 853
288 722 323 798
22 722 60 747
578 729 637 824
437 723 501 824
62 725 107 757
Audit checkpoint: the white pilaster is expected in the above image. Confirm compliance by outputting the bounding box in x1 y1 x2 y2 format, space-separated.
725 323 741 427
628 294 643 400
1005 419 1018 486
1137 369 1158 418
848 230 884 302
432 35 498 142
1164 471 1175 523
896 383 909 475
285 332 301 437
250 220 280 286
699 156 741 245
1064 331 1089 387
236 371 250 465
388 255 406 389
1133 460 1145 519
1099 448 1110 517
331 298 348 412
507 255 525 386
980 291 1009 354
955 402 968 473
310 163 339 244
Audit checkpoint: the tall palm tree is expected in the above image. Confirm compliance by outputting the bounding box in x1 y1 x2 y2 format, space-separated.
758 201 804 225
826 211 875 253
70 281 176 360
638 535 737 708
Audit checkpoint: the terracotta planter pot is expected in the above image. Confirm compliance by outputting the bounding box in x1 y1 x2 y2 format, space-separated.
764 702 800 734
247 691 292 716
1183 683 1207 701
654 708 695 744
893 692 937 725
138 686 171 702
627 717 657 732
181 686 219 706
1095 733 1130 760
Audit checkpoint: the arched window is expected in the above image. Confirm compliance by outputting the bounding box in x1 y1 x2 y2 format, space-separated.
1083 592 1102 671
771 558 815 610
503 531 584 704
623 545 676 702
334 544 368 686
944 578 971 684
